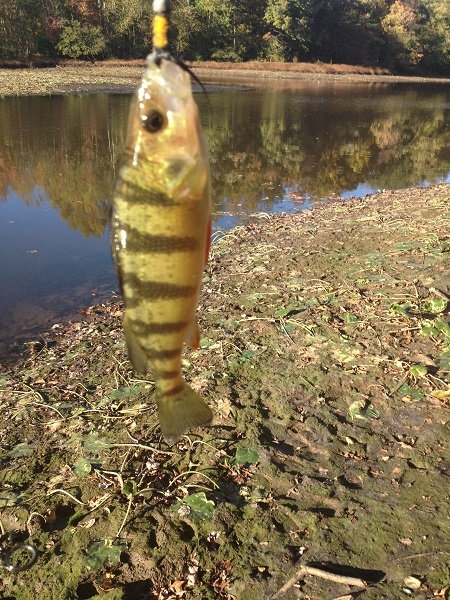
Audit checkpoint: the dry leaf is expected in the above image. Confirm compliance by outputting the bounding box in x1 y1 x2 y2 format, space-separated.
79 517 96 529
404 576 421 589
169 579 185 593
431 389 450 400
399 538 413 545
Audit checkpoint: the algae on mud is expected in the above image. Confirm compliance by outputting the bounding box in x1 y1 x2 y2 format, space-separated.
1 184 450 599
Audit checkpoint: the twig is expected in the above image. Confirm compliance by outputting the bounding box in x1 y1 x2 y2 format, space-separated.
111 442 175 455
394 551 450 561
270 566 366 599
33 402 65 419
116 494 133 538
47 489 86 506
168 469 219 489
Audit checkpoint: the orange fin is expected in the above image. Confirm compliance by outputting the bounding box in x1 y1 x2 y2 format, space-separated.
185 319 200 349
157 383 213 444
205 216 211 266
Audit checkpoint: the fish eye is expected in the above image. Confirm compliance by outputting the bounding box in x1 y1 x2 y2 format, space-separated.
143 110 165 133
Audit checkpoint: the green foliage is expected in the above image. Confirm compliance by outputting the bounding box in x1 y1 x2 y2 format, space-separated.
389 302 416 317
109 385 143 400
309 0 387 66
57 21 106 60
0 0 43 57
418 0 450 73
73 457 92 477
1 1 450 75
398 382 425 400
423 297 447 314
8 442 34 458
122 480 139 496
82 433 113 455
381 0 422 69
348 399 380 420
263 0 313 61
172 492 215 521
232 447 260 466
409 364 428 378
83 539 126 570
438 351 450 371
0 490 22 507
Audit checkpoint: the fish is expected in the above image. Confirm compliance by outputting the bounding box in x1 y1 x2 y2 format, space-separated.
111 53 213 444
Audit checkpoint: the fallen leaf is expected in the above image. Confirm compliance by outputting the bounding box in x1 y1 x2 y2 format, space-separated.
169 579 185 593
404 576 421 589
79 517 96 529
399 538 413 545
431 389 450 400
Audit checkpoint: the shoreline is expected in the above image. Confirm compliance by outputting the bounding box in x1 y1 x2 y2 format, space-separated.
1 182 449 368
1 63 450 97
1 182 450 598
1 182 448 369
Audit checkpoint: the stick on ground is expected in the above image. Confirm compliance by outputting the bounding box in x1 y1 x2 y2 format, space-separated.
270 565 366 599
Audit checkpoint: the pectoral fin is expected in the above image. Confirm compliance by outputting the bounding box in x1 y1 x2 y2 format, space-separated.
123 314 148 375
205 216 211 265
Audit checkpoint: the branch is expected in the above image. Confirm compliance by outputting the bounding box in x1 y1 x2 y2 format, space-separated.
270 565 366 599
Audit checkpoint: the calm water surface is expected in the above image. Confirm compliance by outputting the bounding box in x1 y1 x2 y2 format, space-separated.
1 78 450 359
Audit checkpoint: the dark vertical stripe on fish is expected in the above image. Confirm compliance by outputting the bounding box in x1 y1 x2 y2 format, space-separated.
121 227 200 254
157 383 185 398
146 349 182 360
130 319 189 334
117 179 176 206
157 370 182 380
123 274 197 299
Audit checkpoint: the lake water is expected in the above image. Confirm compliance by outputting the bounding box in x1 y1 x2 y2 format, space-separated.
1 77 450 360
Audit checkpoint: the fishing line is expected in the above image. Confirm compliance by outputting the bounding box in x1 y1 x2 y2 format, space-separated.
151 0 207 94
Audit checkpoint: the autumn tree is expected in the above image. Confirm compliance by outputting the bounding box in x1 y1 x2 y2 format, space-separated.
381 0 422 69
417 0 450 74
1 0 450 74
263 0 314 61
309 0 387 65
0 0 43 57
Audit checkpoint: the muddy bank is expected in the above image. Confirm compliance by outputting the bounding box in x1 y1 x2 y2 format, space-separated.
1 184 450 599
1 63 450 97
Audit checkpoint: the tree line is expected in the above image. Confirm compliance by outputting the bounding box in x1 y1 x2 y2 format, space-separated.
1 0 450 75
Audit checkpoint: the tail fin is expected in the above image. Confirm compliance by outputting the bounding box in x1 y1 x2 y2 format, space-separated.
157 383 213 444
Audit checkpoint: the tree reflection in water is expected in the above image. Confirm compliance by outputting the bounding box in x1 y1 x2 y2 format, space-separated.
1 79 450 355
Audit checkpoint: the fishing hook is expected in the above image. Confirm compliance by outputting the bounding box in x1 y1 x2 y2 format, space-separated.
0 532 38 573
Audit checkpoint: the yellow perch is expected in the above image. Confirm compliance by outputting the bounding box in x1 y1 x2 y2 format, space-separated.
111 52 213 443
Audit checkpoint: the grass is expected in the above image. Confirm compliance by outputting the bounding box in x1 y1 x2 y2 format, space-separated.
188 60 392 76
0 57 391 76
